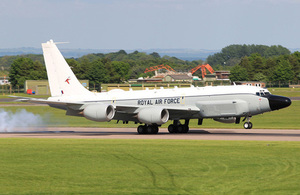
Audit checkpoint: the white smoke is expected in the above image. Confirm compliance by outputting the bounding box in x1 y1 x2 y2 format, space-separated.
0 109 46 132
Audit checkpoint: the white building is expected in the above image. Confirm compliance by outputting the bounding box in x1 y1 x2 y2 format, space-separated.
0 77 10 85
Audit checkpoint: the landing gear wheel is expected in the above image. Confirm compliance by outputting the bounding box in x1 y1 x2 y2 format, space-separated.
177 124 184 133
137 125 146 134
168 124 177 133
182 125 189 133
243 122 253 129
152 125 159 134
137 125 159 134
248 122 253 129
146 125 159 134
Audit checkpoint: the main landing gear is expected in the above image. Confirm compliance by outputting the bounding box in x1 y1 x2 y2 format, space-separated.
243 116 253 129
137 119 190 134
137 124 159 134
168 120 189 134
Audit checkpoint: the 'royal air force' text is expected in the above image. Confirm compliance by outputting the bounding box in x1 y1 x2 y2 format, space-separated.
137 97 182 105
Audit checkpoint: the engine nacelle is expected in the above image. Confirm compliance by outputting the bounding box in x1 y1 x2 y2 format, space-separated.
83 104 115 122
213 117 236 124
138 107 169 125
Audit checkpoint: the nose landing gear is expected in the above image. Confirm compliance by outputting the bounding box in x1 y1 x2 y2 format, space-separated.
243 116 253 129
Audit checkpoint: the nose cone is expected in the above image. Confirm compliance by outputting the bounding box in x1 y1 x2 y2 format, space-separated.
268 95 292 111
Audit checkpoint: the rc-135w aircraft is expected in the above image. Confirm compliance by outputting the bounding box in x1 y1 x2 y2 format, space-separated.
23 40 292 134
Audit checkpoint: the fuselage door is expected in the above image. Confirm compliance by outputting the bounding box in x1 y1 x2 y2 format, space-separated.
180 95 185 105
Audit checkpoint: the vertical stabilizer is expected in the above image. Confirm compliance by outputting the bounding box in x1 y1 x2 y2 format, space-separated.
42 40 91 97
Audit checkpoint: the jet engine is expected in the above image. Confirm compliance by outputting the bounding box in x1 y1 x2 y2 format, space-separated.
213 117 236 124
83 104 115 122
138 107 169 125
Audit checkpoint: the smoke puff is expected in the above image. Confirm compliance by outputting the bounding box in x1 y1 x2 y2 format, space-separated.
0 109 46 132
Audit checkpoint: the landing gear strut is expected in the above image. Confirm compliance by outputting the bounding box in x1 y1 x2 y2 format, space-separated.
243 117 253 129
137 124 159 134
168 120 189 134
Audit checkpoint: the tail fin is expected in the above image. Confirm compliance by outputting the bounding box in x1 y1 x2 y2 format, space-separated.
42 40 91 97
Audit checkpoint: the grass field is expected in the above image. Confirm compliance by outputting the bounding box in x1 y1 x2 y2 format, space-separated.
1 100 299 129
268 87 300 97
0 139 300 194
1 88 299 194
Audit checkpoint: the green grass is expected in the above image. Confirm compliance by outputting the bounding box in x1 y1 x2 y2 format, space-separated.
268 87 300 97
0 139 300 194
1 100 299 129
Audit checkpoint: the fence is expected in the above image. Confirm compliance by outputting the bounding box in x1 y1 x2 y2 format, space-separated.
0 85 24 95
1 80 299 95
266 81 300 88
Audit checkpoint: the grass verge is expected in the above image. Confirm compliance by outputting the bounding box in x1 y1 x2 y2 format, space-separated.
0 139 300 194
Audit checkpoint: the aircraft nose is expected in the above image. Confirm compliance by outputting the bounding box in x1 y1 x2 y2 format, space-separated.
268 95 292 111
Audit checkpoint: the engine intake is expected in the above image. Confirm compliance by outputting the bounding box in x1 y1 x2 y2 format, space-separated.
83 104 115 122
138 107 169 125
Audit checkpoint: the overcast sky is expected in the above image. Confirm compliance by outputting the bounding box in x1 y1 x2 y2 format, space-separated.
1 0 300 50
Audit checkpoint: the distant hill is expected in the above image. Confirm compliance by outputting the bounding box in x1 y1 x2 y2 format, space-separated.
0 47 219 61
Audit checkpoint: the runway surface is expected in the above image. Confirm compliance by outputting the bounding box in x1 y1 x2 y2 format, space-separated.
1 127 300 141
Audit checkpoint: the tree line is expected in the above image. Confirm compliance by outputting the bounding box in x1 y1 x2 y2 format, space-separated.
207 44 299 82
3 44 300 88
7 51 203 88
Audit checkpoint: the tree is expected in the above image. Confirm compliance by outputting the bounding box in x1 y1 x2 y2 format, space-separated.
239 56 254 80
207 44 290 67
86 59 108 85
253 73 267 81
249 54 264 72
150 52 160 58
229 65 249 81
270 60 294 82
9 57 46 87
288 52 300 81
111 61 130 83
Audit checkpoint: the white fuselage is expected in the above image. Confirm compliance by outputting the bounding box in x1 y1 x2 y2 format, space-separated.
48 85 272 120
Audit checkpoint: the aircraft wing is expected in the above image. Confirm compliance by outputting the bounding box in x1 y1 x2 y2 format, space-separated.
11 96 85 110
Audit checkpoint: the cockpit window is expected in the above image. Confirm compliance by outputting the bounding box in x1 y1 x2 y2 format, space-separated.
256 91 271 96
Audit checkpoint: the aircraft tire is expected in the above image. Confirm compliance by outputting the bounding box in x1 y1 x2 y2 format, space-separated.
146 126 153 134
152 125 159 134
146 125 159 134
137 125 146 134
168 124 177 133
243 122 253 129
177 124 184 133
182 125 189 133
248 122 253 129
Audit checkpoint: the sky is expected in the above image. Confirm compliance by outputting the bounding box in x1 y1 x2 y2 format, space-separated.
1 0 300 50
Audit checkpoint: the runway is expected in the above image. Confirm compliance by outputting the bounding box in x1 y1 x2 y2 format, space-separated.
1 127 300 141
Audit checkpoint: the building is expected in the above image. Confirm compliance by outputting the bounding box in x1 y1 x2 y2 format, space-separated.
163 74 193 82
25 80 89 95
0 76 10 85
128 78 163 83
215 71 230 80
235 81 266 88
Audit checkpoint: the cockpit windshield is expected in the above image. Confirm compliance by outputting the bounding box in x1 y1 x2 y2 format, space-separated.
256 90 271 97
